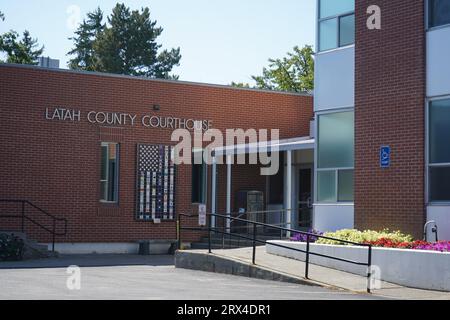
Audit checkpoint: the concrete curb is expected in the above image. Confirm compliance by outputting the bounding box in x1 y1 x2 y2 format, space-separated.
175 250 324 287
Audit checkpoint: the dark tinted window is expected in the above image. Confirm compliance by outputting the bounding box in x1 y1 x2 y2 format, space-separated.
192 152 206 203
429 99 450 163
429 0 450 28
429 167 450 201
339 14 355 47
100 143 119 202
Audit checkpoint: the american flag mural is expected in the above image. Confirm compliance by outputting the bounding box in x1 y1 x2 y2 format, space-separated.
137 144 176 220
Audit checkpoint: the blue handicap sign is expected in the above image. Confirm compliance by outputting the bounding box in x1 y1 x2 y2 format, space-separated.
380 146 390 168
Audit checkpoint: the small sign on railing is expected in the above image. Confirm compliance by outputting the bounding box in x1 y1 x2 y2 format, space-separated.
198 204 207 226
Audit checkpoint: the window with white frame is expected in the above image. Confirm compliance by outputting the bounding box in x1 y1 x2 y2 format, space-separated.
100 142 119 202
318 0 355 52
429 98 450 202
428 0 450 29
317 111 354 202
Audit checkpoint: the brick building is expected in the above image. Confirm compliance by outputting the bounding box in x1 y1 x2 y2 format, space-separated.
0 64 313 253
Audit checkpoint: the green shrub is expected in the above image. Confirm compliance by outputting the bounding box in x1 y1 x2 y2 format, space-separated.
316 229 413 245
0 233 24 261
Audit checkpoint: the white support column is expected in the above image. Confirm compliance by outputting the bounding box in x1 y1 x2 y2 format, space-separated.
286 150 292 237
211 155 217 228
226 154 232 233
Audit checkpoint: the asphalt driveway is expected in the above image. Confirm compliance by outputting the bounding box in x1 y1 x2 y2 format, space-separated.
0 254 378 300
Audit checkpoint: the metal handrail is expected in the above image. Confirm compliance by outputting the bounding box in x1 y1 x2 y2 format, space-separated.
178 211 373 293
228 209 290 242
0 199 68 252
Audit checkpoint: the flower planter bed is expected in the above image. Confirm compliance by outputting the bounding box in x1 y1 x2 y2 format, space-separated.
266 240 450 292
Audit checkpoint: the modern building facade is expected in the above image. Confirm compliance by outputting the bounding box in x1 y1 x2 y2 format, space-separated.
314 0 450 240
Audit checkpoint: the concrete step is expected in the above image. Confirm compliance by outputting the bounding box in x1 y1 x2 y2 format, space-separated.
28 242 49 252
190 241 267 250
190 243 241 250
200 235 288 243
194 235 289 249
198 240 266 246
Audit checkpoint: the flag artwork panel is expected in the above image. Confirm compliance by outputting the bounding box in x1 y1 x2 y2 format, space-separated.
137 144 176 220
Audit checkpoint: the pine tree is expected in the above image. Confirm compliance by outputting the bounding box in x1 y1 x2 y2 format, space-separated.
67 7 105 71
67 3 181 79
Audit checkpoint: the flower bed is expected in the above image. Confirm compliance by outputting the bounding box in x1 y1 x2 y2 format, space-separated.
290 229 323 242
291 228 450 252
366 238 450 252
267 240 450 291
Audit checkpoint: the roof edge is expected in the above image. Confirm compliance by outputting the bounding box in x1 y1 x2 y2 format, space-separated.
0 63 312 97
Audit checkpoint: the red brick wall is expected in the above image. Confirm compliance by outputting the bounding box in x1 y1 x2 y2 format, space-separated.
354 0 426 238
0 65 312 243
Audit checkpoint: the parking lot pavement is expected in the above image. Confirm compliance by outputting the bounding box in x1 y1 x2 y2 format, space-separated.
0 254 379 300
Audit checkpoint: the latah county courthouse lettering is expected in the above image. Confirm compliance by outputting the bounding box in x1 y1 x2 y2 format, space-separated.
45 107 213 130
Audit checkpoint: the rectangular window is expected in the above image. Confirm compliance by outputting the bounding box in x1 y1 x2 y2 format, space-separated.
192 150 207 204
317 111 354 203
430 99 450 164
317 170 336 202
318 111 354 168
429 0 450 28
429 167 450 201
339 14 355 47
320 0 354 19
429 98 450 202
318 0 355 52
100 142 119 202
319 18 338 52
338 169 354 202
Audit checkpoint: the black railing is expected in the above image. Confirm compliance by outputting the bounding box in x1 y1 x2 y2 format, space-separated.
0 200 68 252
178 211 373 293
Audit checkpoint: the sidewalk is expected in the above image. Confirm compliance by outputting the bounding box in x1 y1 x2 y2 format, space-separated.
177 246 450 300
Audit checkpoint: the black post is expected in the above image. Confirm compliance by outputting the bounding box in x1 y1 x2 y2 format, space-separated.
367 245 372 293
21 201 25 233
177 214 181 250
222 217 225 249
208 214 212 254
52 219 56 252
305 234 310 279
252 222 256 265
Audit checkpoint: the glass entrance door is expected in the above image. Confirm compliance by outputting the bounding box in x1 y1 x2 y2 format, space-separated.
298 168 313 230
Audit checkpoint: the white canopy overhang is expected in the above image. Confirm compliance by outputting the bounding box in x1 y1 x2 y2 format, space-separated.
210 136 314 233
212 136 315 156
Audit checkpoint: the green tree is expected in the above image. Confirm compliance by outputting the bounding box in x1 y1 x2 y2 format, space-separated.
68 7 105 71
232 45 314 93
0 30 44 65
68 3 181 79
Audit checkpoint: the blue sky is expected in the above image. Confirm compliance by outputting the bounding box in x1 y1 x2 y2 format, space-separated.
0 0 316 85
